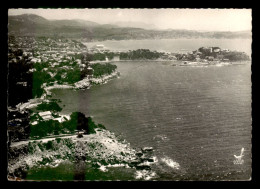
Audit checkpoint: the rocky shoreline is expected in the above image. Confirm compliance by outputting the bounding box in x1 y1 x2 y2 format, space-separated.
8 69 159 181
75 71 120 89
8 129 157 181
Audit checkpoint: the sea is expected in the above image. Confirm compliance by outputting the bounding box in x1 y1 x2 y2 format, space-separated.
28 39 252 181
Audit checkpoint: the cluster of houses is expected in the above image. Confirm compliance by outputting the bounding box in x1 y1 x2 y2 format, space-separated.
7 36 96 126
8 36 88 64
88 44 108 53
8 36 94 81
31 111 70 126
172 47 231 63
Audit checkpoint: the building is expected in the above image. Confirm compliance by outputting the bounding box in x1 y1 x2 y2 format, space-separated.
38 111 53 120
213 48 221 53
223 58 230 62
112 55 120 61
94 44 105 49
205 56 214 61
222 49 230 52
16 82 27 87
30 58 41 63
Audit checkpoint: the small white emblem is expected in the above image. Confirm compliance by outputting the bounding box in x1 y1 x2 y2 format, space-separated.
233 148 244 165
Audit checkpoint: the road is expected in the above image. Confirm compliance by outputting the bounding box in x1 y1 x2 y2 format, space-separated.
10 133 78 148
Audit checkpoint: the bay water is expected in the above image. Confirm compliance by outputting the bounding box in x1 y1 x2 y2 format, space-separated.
49 61 251 180
30 39 252 180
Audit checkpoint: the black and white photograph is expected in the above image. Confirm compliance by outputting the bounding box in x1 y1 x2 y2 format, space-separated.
7 8 252 181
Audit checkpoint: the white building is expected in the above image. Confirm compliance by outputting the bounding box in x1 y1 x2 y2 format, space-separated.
39 111 53 120
112 55 120 61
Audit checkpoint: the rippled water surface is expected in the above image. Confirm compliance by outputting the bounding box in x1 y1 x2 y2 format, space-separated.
50 61 251 181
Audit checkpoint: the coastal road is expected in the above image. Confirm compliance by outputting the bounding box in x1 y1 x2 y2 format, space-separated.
10 134 78 148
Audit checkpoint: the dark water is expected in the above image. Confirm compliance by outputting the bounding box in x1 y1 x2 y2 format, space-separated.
50 61 251 180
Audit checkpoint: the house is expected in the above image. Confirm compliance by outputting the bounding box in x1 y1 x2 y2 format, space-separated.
94 44 105 49
213 48 221 53
28 68 36 73
76 59 81 64
222 49 230 52
87 66 93 72
223 59 230 62
38 111 53 120
112 55 120 61
67 52 75 55
169 55 177 60
52 62 60 67
79 64 86 69
53 117 65 123
53 115 70 123
30 58 41 63
86 66 94 78
17 56 23 60
41 57 48 62
205 56 214 61
11 58 17 63
31 121 38 125
16 82 27 87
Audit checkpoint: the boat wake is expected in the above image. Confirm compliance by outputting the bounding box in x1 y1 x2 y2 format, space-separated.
153 134 169 141
161 156 180 170
135 170 157 180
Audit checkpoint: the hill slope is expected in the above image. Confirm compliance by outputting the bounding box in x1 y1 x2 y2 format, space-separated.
8 14 252 41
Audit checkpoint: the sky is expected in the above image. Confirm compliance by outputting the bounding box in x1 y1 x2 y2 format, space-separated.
8 9 252 31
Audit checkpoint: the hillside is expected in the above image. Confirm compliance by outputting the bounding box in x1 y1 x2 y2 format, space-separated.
8 14 252 41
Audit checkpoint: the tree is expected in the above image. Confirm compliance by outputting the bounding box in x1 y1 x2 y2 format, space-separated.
68 112 99 134
69 112 88 133
36 101 62 112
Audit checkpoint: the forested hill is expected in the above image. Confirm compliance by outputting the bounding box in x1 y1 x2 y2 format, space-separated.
8 14 251 41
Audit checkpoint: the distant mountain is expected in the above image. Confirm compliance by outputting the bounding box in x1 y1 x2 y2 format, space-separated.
8 14 252 41
51 19 100 27
9 14 50 24
112 21 158 30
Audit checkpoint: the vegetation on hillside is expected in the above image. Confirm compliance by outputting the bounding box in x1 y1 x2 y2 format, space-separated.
30 112 106 139
119 49 164 60
36 101 62 112
222 51 250 61
90 63 117 77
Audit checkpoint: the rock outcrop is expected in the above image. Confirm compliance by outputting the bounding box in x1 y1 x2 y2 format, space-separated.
8 129 157 180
